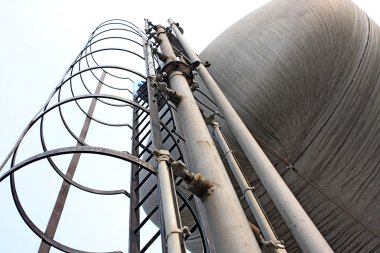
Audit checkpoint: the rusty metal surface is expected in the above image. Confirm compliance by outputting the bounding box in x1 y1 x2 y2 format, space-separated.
38 71 107 253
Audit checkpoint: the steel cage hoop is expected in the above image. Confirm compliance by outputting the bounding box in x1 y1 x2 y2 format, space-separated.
93 23 143 39
3 146 156 186
55 89 135 143
33 90 185 175
59 65 146 94
8 93 149 170
83 35 144 93
63 67 134 129
40 93 148 141
0 26 140 171
88 27 144 80
57 89 133 132
38 114 130 197
5 94 150 201
92 24 142 43
49 64 146 132
6 146 156 253
9 174 123 253
54 91 185 161
94 19 143 36
174 189 208 253
84 35 143 84
37 96 185 193
0 30 96 172
81 27 142 85
75 47 143 92
56 88 133 145
68 49 143 120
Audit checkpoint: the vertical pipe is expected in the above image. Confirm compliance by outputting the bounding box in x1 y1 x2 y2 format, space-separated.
142 33 186 253
156 158 185 253
212 123 286 252
168 19 333 252
154 24 261 253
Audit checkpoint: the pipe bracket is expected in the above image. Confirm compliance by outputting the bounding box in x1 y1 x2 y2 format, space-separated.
171 160 214 200
152 81 183 106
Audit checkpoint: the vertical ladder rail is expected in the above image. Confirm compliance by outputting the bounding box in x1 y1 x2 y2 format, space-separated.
129 97 142 253
142 32 186 253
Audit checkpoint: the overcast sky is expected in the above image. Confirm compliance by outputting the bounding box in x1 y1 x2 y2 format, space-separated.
0 0 379 252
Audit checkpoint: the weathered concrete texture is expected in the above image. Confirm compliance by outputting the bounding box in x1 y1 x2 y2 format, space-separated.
199 0 380 251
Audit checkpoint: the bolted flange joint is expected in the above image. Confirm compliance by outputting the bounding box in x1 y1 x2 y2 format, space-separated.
171 160 214 200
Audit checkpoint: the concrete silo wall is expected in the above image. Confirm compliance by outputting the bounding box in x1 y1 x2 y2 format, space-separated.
199 0 380 251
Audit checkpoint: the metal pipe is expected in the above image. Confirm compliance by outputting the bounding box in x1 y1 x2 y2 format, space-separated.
154 24 261 253
168 19 333 253
142 32 186 253
212 122 286 252
156 158 185 253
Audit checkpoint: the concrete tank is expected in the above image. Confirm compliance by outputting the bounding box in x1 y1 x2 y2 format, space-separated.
198 0 380 251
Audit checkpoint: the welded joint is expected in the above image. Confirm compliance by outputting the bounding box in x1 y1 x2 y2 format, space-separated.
171 160 215 200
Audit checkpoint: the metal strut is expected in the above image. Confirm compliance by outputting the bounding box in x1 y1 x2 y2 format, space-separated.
209 118 287 253
142 31 186 253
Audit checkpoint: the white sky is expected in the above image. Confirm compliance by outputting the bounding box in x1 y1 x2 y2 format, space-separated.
0 0 379 252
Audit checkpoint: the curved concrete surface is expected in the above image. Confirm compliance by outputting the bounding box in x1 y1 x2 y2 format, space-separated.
199 0 380 251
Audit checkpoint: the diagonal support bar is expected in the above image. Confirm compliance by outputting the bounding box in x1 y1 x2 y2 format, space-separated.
38 71 106 253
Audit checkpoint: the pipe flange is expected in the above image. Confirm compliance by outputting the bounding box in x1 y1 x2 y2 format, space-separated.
161 60 194 85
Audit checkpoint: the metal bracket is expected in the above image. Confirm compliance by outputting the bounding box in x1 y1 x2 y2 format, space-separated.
171 160 214 200
165 226 192 245
240 186 256 200
189 80 199 92
153 149 173 163
259 235 286 253
152 81 183 106
190 60 211 69
202 111 220 126
172 22 184 34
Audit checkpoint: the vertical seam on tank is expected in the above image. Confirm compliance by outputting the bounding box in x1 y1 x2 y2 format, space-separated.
291 14 371 166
